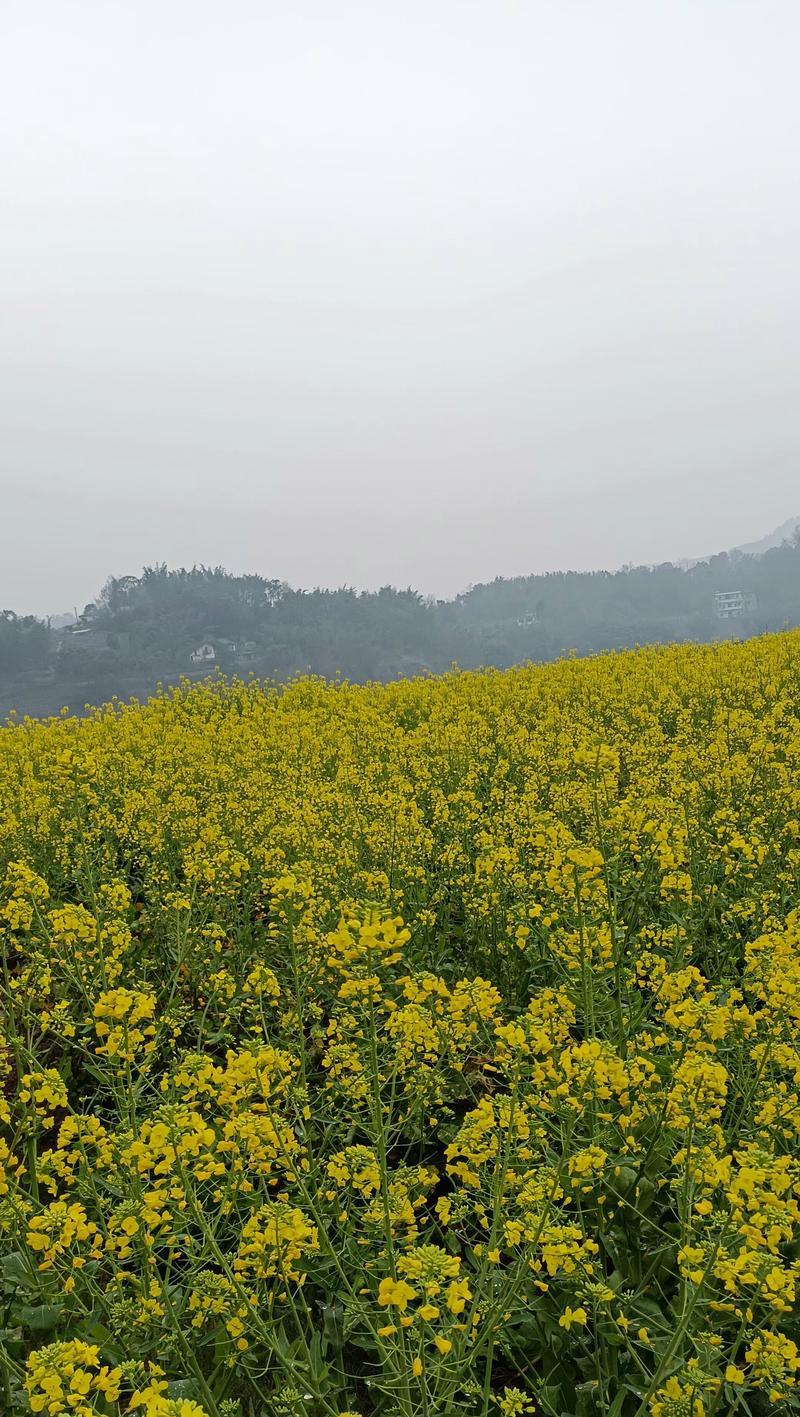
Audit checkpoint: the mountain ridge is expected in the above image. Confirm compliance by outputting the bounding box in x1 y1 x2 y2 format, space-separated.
677 516 800 571
732 515 800 558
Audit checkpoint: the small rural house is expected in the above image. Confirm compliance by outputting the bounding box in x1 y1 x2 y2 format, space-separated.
713 591 757 620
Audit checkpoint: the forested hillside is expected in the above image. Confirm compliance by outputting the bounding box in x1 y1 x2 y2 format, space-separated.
2 532 800 716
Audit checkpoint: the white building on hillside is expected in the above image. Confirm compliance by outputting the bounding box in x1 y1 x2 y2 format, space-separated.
714 591 757 620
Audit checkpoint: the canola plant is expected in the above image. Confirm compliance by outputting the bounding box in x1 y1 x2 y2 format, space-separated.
3 634 800 1417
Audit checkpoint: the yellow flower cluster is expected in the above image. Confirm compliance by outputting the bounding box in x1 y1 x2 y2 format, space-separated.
93 987 157 1062
25 1340 121 1416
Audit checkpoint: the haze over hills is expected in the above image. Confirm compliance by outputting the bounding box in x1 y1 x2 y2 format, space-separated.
44 516 800 628
1 516 800 721
677 516 800 570
733 515 800 557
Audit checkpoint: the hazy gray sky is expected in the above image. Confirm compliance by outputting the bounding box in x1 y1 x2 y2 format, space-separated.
2 1 799 615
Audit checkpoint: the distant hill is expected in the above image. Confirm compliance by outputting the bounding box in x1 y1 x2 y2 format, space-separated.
732 516 800 557
3 524 800 719
679 516 800 570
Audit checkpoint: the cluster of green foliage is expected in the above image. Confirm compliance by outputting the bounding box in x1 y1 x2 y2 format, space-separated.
2 535 800 715
0 614 51 678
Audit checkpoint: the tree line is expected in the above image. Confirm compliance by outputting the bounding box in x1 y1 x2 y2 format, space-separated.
2 534 800 716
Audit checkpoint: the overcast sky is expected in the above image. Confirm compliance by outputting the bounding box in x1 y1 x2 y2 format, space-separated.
2 1 799 615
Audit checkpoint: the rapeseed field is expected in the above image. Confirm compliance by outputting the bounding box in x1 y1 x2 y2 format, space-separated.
3 633 800 1417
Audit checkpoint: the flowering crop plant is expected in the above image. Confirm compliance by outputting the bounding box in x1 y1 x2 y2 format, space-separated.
4 635 800 1417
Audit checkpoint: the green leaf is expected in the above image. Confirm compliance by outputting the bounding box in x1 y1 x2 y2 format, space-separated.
534 1383 564 1417
87 1323 114 1345
18 1303 63 1333
166 1380 200 1400
1 1252 35 1292
321 1300 344 1348
308 1331 329 1385
606 1388 633 1417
